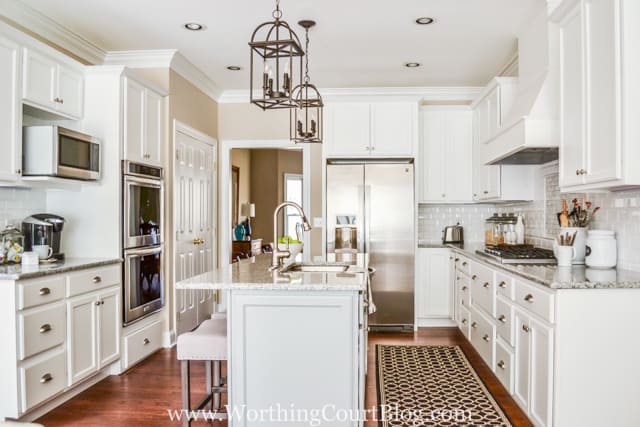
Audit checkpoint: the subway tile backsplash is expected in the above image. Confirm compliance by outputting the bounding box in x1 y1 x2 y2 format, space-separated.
0 188 47 228
419 172 640 272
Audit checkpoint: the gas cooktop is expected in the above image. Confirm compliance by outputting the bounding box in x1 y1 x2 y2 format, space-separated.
476 246 557 264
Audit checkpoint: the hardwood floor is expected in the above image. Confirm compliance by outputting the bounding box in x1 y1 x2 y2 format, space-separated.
36 328 532 426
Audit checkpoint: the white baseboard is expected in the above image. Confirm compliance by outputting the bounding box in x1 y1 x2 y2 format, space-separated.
163 330 175 348
416 318 457 327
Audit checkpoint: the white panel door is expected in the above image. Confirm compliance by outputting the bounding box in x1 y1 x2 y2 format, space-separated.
98 287 120 368
123 77 145 163
445 110 473 201
370 102 415 156
56 64 83 119
559 4 586 187
22 48 56 111
513 309 530 412
529 317 554 427
325 103 371 156
421 109 446 201
67 293 98 385
417 248 452 318
144 89 164 166
0 36 21 181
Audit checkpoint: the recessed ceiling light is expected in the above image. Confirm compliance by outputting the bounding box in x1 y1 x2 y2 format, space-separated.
415 17 435 25
226 66 242 71
405 62 421 68
184 22 205 31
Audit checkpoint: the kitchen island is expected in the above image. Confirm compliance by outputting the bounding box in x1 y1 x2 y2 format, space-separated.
175 255 369 427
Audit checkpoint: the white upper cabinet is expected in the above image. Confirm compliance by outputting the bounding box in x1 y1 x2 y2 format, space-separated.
123 76 165 167
324 101 418 158
555 0 640 191
0 35 21 181
420 106 473 203
22 47 84 120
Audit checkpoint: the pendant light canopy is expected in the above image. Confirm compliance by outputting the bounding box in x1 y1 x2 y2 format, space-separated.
290 20 323 144
249 0 304 110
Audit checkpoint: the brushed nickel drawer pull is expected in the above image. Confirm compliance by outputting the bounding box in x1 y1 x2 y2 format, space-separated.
497 360 506 370
455 258 460 262
483 282 490 289
461 319 468 325
498 281 507 288
95 301 101 306
522 324 530 333
93 276 102 284
40 373 53 383
471 322 478 329
524 294 534 303
39 324 52 333
482 334 490 342
471 274 477 280
143 338 151 345
462 261 468 266
462 286 468 291
39 287 51 296
498 315 506 323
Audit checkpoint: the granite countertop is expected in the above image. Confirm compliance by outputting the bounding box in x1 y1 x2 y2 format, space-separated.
0 257 123 281
418 240 640 290
176 254 368 291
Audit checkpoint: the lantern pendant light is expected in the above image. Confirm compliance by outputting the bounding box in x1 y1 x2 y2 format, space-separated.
290 20 323 144
249 0 304 110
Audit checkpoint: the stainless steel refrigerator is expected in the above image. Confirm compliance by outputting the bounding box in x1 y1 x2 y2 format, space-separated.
326 160 415 332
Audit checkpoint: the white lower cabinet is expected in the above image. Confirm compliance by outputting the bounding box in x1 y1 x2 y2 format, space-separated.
469 305 495 369
416 248 453 323
495 337 514 393
122 319 163 369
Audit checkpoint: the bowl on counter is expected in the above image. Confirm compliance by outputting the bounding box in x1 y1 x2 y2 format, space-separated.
274 242 303 260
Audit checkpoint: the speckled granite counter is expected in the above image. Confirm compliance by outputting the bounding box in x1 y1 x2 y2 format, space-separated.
0 257 122 281
418 240 640 290
176 254 367 291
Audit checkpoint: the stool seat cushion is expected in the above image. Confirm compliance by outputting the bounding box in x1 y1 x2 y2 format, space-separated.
177 318 227 361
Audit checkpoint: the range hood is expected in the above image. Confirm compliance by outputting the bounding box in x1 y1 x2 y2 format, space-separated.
483 5 560 165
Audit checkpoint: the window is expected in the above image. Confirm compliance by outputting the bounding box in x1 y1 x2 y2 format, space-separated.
283 173 304 239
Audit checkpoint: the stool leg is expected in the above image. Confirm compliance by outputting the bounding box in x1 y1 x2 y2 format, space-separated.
205 360 213 411
181 360 191 427
213 360 221 410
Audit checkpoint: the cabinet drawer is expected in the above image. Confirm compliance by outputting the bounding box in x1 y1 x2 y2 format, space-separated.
19 302 66 360
20 349 66 412
469 307 495 369
470 262 495 317
495 338 514 393
123 320 162 369
458 304 471 339
496 296 514 346
457 275 471 307
18 276 66 310
514 279 555 323
454 255 470 276
67 265 121 297
496 272 514 300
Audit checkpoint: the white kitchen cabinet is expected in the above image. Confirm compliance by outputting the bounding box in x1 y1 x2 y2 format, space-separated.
0 35 21 181
67 285 120 386
416 248 453 323
123 76 165 166
22 47 83 120
324 101 417 158
555 0 640 191
420 107 473 203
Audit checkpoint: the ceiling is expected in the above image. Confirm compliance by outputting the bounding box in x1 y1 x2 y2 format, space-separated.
15 0 541 91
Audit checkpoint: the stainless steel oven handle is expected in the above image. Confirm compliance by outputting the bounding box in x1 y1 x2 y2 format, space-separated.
125 246 163 257
124 176 163 188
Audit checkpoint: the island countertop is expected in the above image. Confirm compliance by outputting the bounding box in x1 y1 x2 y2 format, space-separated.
175 254 368 291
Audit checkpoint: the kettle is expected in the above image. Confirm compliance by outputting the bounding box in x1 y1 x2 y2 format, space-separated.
442 223 464 244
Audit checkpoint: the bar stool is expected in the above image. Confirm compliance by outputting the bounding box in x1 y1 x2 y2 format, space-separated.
177 318 228 426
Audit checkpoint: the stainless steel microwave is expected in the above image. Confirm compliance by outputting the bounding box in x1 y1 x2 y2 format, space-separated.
23 125 100 181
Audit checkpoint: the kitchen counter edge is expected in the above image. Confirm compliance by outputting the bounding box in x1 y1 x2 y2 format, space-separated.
0 258 123 281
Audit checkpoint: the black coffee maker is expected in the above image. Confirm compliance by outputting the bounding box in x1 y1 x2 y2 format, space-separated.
22 214 66 259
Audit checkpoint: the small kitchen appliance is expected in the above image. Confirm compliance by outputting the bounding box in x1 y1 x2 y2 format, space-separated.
442 223 464 244
22 214 66 259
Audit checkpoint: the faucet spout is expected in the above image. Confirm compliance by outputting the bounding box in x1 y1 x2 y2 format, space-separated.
270 201 312 271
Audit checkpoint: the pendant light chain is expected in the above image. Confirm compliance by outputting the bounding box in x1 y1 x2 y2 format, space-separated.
304 27 310 83
273 0 282 20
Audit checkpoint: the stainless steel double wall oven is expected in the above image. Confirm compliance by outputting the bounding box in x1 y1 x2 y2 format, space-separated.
122 161 164 325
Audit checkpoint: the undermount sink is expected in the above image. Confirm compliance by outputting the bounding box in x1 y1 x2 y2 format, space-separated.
282 263 350 273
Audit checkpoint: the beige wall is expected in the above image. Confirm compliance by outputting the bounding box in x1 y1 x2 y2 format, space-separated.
231 149 251 225
170 70 218 138
249 150 279 241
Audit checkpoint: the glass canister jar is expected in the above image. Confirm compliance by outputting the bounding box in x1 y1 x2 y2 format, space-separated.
1 225 25 264
503 214 518 245
485 213 501 246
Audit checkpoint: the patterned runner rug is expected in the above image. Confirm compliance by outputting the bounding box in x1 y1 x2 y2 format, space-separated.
376 345 512 426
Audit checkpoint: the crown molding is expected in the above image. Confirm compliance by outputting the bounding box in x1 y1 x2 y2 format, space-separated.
1 0 106 64
103 50 221 101
218 86 483 104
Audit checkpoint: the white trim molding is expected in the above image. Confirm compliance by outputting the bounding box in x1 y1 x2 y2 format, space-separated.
1 0 106 64
218 86 483 104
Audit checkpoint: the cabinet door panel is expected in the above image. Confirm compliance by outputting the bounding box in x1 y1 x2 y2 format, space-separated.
445 110 473 201
22 48 56 110
144 89 163 166
417 249 452 318
421 110 446 201
370 103 415 156
584 0 621 183
0 36 21 181
67 294 98 385
325 103 370 156
529 318 554 427
559 4 586 187
123 78 145 163
57 65 84 119
486 86 501 139
513 309 530 411
98 288 120 368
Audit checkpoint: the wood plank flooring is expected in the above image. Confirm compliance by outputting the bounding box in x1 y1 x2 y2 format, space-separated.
36 328 532 426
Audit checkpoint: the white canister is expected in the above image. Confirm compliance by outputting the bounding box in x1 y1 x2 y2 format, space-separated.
585 230 617 269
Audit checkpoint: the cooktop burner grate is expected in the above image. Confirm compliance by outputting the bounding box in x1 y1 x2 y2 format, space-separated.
476 246 557 264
